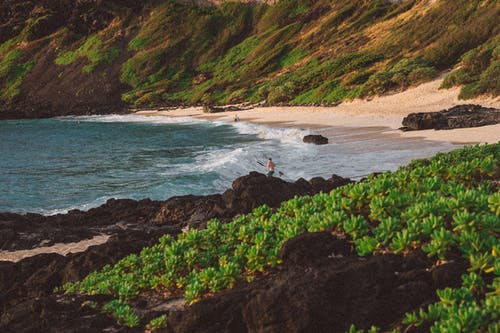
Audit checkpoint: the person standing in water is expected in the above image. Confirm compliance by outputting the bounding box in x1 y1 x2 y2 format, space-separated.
266 158 276 177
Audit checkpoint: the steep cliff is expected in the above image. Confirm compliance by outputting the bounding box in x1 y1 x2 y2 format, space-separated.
0 0 498 119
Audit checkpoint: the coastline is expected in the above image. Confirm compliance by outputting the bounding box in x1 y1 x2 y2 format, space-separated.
135 78 500 144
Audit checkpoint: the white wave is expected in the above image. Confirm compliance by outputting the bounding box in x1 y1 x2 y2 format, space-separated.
57 114 203 125
212 118 310 144
32 196 112 216
194 147 246 172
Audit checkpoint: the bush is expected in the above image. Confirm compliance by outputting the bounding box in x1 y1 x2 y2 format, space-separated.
442 37 499 98
277 48 305 69
361 71 394 96
267 81 296 104
128 36 149 51
441 68 474 88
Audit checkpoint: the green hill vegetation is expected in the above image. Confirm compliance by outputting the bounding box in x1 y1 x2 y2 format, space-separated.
0 0 498 112
63 143 500 332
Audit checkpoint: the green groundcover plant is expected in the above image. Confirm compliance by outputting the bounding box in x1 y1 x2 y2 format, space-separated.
63 143 500 331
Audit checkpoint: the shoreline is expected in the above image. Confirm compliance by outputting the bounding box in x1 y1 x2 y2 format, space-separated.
135 78 500 144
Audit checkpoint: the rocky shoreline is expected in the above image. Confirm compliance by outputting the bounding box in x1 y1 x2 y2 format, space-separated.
1 172 351 331
0 172 469 332
2 103 497 331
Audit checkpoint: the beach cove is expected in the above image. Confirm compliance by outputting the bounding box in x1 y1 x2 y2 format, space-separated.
136 78 500 145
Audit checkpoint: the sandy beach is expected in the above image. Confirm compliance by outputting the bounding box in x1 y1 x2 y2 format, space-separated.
136 78 500 144
0 235 110 263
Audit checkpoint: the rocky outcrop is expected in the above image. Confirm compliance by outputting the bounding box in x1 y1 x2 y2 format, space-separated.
401 104 500 131
153 172 352 227
202 104 225 113
165 232 467 333
0 171 351 332
303 134 328 144
0 0 143 120
201 102 263 114
1 172 350 252
0 198 165 251
0 232 468 333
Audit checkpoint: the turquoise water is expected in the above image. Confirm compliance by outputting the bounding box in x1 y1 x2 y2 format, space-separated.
0 114 456 214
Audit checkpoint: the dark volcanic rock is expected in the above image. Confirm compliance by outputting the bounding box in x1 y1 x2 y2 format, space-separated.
0 198 165 251
401 104 500 131
0 171 352 332
1 293 117 333
153 172 352 227
303 134 329 144
165 233 467 333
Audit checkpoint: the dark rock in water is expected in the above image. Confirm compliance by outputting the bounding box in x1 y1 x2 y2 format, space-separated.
303 134 328 144
401 104 500 131
166 233 467 333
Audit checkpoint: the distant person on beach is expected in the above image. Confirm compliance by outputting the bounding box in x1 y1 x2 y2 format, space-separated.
234 115 240 122
266 158 275 177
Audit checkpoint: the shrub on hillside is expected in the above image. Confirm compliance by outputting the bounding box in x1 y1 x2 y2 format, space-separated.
54 35 120 74
0 49 35 101
442 39 499 98
361 57 436 96
267 81 296 104
361 71 394 96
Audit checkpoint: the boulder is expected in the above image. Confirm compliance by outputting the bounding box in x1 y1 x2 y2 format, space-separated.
401 104 500 131
303 134 328 144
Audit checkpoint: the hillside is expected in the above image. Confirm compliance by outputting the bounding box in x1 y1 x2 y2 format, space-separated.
0 0 498 119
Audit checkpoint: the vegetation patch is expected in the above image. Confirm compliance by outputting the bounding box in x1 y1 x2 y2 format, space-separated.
63 143 500 332
146 314 168 331
0 49 35 101
361 57 437 96
441 36 500 99
102 299 139 327
2 0 499 110
111 0 499 107
55 35 120 73
0 16 50 102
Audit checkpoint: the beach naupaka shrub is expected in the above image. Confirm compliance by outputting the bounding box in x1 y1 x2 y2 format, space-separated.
63 143 500 331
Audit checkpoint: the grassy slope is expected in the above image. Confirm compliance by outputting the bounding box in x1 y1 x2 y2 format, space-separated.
0 0 498 110
63 143 500 331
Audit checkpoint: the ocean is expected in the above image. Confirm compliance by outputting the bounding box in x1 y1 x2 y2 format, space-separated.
0 114 456 215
